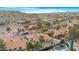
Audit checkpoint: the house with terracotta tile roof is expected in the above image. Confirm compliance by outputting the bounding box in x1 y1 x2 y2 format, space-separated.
4 38 27 51
3 33 39 51
39 33 51 41
3 32 52 51
53 28 66 37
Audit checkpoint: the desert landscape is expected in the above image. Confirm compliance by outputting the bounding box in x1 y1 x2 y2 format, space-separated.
0 11 79 51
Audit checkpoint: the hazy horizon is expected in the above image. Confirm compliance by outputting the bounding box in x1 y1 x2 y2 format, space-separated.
0 7 79 13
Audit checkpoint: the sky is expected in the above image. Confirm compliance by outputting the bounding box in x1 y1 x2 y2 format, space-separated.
0 7 79 13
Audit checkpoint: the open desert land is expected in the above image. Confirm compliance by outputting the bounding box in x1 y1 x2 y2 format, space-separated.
0 11 79 51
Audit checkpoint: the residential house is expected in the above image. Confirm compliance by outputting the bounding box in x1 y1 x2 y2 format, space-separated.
4 38 27 51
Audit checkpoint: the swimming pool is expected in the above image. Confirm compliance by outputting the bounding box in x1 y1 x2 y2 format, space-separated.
53 44 69 51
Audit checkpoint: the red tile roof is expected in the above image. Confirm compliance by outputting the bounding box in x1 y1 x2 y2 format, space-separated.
53 29 66 36
4 38 26 50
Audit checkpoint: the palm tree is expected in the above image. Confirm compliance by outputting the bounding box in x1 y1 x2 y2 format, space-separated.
68 24 79 51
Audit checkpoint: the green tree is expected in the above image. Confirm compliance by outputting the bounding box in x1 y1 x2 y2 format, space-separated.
39 35 45 47
36 20 51 32
0 39 6 51
42 21 51 30
68 24 79 38
27 41 33 51
22 20 31 25
53 19 59 24
47 31 54 37
33 41 41 50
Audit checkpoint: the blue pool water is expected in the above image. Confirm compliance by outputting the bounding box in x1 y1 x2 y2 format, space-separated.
54 44 69 51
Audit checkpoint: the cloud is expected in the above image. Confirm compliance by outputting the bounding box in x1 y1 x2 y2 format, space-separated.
20 9 66 13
